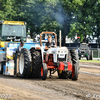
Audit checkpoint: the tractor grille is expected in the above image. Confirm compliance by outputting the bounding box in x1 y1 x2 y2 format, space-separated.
57 54 66 61
81 51 85 54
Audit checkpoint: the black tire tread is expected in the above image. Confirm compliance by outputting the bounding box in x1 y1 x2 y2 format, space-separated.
90 50 93 60
70 49 79 80
41 63 47 80
20 48 32 78
30 48 42 78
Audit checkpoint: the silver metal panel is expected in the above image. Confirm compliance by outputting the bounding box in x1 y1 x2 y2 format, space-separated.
0 53 6 62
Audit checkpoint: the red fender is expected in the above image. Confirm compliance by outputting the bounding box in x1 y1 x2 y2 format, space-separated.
67 62 72 71
58 62 72 71
58 62 65 70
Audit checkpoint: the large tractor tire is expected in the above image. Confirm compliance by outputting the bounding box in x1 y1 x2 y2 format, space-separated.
19 48 32 78
41 63 47 80
70 49 79 80
89 50 93 60
86 50 90 60
58 51 71 79
30 48 42 78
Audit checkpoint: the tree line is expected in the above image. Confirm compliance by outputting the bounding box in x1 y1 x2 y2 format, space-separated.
0 0 100 43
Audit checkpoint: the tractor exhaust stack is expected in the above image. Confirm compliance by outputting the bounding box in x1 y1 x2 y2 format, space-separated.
59 30 61 48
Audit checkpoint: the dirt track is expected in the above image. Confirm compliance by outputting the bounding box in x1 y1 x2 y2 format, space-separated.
0 62 100 100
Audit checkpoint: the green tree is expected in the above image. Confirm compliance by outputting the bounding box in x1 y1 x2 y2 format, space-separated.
0 0 17 20
68 0 100 43
1 0 100 44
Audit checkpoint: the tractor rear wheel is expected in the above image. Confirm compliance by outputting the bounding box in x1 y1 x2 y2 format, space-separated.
19 48 31 78
30 49 42 78
86 50 90 60
41 63 47 80
70 49 79 80
90 50 93 60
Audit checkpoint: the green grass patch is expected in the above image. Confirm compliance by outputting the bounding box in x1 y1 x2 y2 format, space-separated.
79 59 100 63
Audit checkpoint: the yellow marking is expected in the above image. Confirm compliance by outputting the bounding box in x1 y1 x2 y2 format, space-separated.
3 21 25 25
7 55 13 59
0 41 23 48
0 41 5 47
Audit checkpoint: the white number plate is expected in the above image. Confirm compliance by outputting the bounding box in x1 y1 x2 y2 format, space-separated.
59 54 65 58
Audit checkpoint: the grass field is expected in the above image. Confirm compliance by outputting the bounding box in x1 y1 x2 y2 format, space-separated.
79 59 100 63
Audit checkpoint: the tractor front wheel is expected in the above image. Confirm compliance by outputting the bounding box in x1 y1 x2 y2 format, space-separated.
41 63 47 80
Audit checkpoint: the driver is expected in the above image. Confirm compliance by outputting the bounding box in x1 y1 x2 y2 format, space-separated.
17 40 24 53
45 35 56 62
45 35 56 49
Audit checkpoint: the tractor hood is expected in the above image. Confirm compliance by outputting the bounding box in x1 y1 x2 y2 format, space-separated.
46 47 69 63
47 47 68 54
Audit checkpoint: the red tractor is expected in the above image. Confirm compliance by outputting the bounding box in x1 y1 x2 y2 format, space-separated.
30 32 79 80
